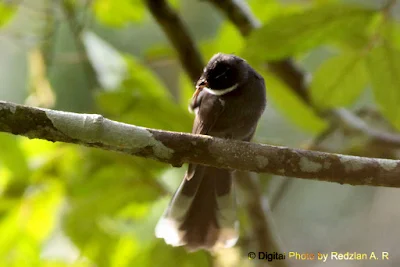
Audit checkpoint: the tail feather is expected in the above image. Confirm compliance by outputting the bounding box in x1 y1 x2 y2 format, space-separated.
155 165 239 251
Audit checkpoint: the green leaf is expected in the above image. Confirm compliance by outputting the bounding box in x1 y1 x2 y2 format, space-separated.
47 23 96 112
93 0 145 27
380 20 400 52
367 43 400 131
264 72 328 134
41 260 91 267
214 23 244 55
64 163 162 252
110 236 140 267
0 181 62 261
144 45 176 60
100 199 166 245
23 181 64 242
310 53 368 108
244 4 375 61
0 2 16 28
248 0 302 23
0 134 29 180
96 56 192 132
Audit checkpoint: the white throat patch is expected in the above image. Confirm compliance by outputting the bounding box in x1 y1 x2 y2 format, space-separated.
204 83 239 96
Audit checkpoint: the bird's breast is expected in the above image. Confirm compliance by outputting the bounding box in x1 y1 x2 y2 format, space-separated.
209 88 266 140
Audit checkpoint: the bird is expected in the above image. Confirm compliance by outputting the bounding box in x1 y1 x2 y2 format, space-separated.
155 53 267 252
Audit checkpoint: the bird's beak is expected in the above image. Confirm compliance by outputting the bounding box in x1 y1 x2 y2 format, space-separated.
193 79 208 103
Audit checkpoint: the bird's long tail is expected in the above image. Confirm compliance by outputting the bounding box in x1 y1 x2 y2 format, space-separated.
155 165 239 251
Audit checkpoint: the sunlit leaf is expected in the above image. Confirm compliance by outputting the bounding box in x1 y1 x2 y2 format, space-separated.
248 0 303 24
144 45 175 60
199 41 217 65
93 0 145 27
22 182 63 242
0 181 62 264
380 19 400 51
64 163 163 263
110 237 139 267
0 2 17 27
263 72 328 134
0 134 29 179
214 23 244 54
367 43 400 130
102 197 168 247
248 0 282 23
0 208 20 258
244 4 375 61
0 235 40 266
169 0 181 8
20 139 58 158
41 260 91 267
310 52 368 108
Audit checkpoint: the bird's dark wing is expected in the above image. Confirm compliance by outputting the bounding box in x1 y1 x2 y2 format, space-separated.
191 92 224 135
186 92 225 180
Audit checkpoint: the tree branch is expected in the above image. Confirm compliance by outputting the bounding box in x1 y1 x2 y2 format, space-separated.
1 101 399 187
145 0 204 83
206 0 260 36
332 108 400 148
235 171 287 267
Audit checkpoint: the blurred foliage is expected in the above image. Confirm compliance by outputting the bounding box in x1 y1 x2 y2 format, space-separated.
368 43 400 130
263 72 327 134
310 52 369 108
0 2 16 27
244 4 375 61
0 0 400 266
93 0 146 27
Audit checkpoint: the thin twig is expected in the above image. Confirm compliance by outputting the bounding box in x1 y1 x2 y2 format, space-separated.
145 0 204 83
332 108 400 148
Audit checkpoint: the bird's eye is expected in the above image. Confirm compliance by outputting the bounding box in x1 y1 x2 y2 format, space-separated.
214 67 230 80
206 63 237 89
